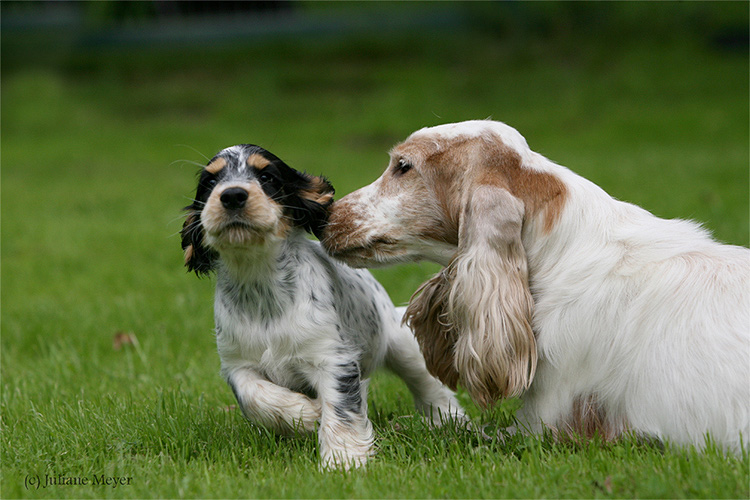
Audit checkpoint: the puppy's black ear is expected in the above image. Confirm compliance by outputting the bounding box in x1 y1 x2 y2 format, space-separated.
181 207 216 276
290 174 335 239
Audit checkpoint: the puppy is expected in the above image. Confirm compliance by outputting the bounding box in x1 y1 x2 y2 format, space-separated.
181 144 464 469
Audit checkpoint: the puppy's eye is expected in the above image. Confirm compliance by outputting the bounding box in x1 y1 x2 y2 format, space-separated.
259 172 278 185
395 159 412 175
201 177 217 190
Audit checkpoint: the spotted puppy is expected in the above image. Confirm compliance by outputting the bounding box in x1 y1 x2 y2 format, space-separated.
181 144 464 469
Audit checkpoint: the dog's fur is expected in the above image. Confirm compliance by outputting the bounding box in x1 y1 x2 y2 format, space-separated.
181 144 464 469
322 120 749 452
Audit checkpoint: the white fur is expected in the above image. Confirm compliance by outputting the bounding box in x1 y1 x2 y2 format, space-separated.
216 234 464 469
324 120 750 453
185 144 465 470
522 171 750 451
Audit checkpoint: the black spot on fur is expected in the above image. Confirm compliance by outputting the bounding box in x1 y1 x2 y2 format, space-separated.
334 362 362 421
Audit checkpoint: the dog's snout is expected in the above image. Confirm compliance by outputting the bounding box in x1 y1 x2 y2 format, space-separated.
220 187 249 210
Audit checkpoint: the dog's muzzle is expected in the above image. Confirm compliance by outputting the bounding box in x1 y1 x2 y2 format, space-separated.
220 187 249 211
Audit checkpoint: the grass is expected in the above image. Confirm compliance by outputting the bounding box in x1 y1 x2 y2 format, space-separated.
2 4 748 498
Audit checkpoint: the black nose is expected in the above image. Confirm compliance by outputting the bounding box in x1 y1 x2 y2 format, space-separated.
220 187 249 210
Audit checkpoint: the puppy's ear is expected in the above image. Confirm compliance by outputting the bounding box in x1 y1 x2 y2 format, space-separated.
181 206 216 276
289 173 335 239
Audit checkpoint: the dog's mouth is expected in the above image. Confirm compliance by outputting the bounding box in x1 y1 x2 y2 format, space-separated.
222 220 254 231
208 219 276 246
329 237 407 268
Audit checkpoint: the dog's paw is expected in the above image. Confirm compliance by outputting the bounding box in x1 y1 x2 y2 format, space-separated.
318 416 374 470
319 446 371 471
275 393 322 435
235 381 322 436
416 391 468 428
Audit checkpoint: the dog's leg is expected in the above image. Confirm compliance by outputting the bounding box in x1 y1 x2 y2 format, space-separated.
226 366 321 435
385 323 466 426
316 361 373 470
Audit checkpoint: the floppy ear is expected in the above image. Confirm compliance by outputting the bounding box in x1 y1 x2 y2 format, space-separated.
181 207 216 276
289 173 335 239
406 185 536 408
403 268 461 391
450 185 536 407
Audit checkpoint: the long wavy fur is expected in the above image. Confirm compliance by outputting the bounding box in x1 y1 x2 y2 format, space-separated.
405 186 537 408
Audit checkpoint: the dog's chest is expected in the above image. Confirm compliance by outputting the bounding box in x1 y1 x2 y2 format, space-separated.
214 287 337 386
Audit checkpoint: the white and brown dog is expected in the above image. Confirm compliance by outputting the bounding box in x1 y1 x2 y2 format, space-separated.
181 144 464 469
323 120 749 453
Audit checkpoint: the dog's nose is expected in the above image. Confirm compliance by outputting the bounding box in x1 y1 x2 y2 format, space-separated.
220 187 249 210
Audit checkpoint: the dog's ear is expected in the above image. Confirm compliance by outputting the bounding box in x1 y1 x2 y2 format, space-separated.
407 185 536 409
450 185 536 407
181 206 216 276
288 173 335 239
403 270 461 391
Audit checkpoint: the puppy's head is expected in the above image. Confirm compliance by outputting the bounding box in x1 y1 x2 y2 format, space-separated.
181 145 334 275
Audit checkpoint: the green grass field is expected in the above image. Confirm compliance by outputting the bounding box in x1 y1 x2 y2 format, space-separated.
2 4 748 498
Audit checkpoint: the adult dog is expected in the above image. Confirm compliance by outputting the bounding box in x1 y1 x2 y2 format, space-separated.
322 120 749 452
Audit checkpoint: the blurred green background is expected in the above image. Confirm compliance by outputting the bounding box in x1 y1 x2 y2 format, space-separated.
1 2 748 497
3 1 747 307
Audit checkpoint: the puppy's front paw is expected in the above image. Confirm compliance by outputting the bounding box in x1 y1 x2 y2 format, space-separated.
319 445 371 471
318 416 374 470
233 378 322 435
275 393 322 435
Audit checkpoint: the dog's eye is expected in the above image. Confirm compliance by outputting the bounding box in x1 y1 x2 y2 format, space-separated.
259 172 280 186
201 177 217 190
395 159 412 176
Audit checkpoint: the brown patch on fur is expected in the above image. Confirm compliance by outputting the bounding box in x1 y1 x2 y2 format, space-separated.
478 141 567 233
246 153 271 169
558 395 627 441
396 134 567 234
322 197 367 255
299 176 335 206
206 157 227 174
416 214 459 247
275 208 294 239
390 136 444 166
403 269 460 390
421 167 462 247
183 244 194 265
389 139 464 246
243 184 282 229
401 181 459 247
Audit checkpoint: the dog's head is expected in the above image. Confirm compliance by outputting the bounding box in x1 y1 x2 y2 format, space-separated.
322 120 568 407
181 145 334 275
